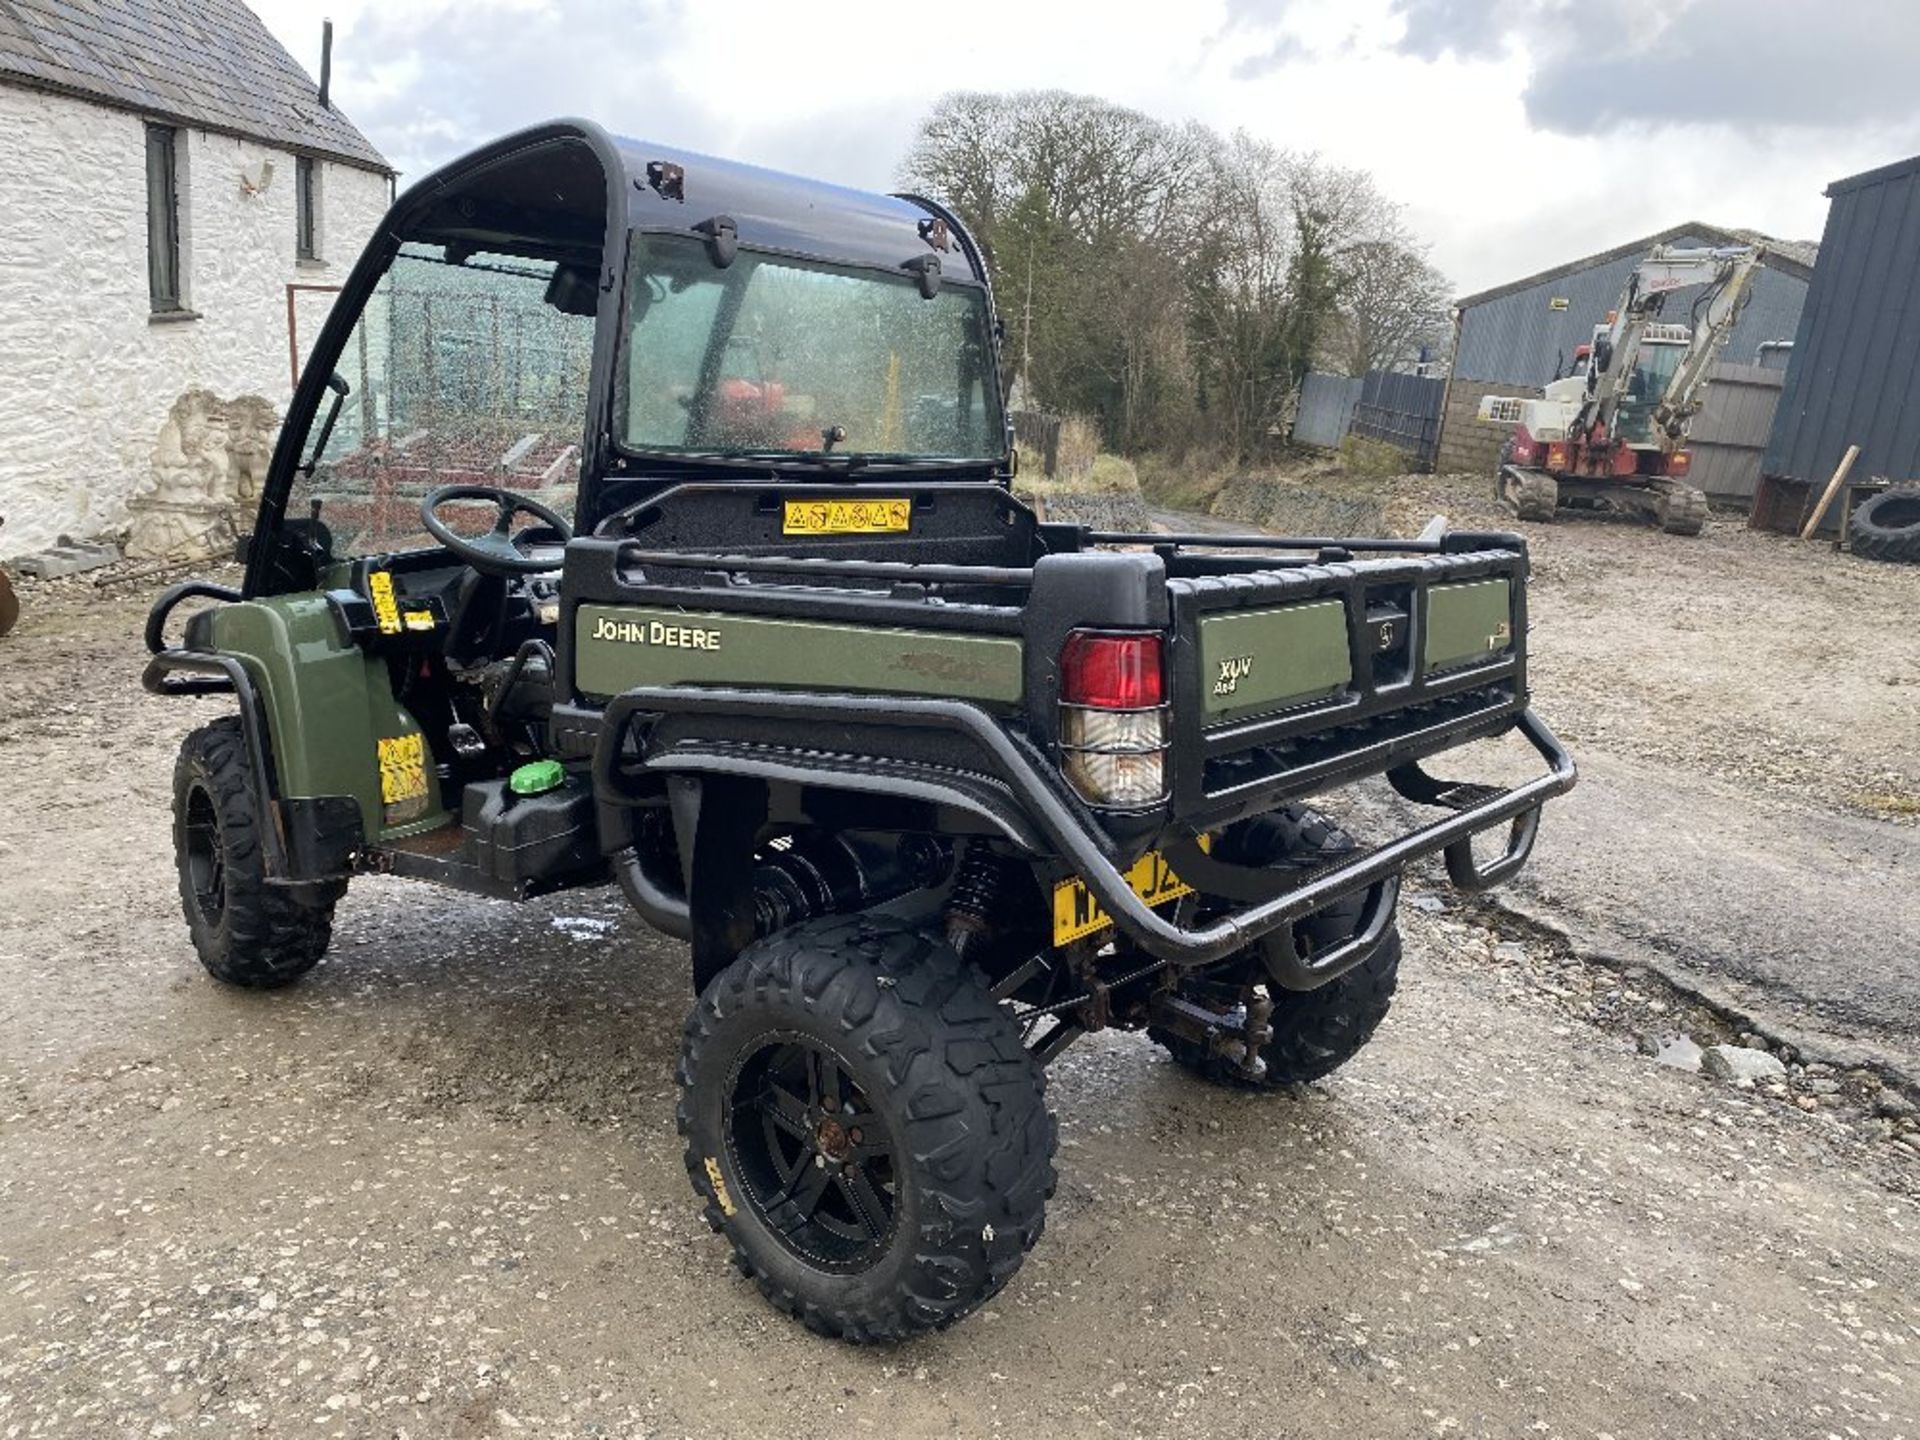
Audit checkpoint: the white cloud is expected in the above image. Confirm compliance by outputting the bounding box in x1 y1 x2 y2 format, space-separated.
249 0 1919 296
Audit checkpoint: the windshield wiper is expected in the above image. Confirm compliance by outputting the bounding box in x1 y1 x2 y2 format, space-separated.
611 446 998 477
738 450 872 473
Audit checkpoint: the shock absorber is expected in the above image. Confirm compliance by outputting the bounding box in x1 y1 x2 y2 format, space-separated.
750 832 950 937
944 843 1010 962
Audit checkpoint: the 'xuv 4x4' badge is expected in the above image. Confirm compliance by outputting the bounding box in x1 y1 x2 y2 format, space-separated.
1214 655 1253 697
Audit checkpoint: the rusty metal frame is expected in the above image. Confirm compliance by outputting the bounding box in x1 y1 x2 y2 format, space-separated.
285 282 345 391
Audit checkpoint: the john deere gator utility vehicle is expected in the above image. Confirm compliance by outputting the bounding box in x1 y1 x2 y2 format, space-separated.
145 120 1576 1343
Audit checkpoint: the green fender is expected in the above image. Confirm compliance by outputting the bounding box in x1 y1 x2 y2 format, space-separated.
204 596 447 843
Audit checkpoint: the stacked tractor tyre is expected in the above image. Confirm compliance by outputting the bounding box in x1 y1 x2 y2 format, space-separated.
1849 485 1920 565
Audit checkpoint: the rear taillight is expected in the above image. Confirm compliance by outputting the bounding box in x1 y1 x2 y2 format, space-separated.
1059 631 1168 807
1666 449 1691 478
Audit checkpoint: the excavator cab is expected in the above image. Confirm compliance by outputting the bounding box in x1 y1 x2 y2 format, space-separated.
1613 338 1687 445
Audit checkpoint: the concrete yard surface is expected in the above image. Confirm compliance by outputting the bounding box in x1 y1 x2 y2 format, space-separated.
0 549 1916 1438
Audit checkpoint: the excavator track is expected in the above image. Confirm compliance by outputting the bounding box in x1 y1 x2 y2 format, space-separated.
1650 479 1709 536
1497 466 1559 523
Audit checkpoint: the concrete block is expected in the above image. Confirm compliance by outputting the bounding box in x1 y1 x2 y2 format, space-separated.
15 537 120 579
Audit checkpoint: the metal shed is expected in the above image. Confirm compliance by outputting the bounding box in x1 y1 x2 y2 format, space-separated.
1763 154 1920 494
1451 223 1816 386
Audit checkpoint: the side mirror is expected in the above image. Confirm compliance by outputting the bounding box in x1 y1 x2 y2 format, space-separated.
1593 337 1614 374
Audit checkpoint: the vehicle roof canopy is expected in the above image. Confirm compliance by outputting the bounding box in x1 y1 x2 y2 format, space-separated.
385 118 988 285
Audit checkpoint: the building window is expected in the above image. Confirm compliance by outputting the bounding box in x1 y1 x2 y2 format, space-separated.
145 124 182 311
296 155 319 261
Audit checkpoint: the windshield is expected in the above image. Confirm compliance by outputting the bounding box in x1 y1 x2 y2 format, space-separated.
615 233 1003 462
1616 341 1686 443
290 241 594 557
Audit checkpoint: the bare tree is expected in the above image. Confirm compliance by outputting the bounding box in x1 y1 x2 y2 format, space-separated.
1322 239 1453 376
1185 132 1296 459
901 91 1444 460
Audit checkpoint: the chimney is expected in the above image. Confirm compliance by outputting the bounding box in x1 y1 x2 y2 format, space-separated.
318 19 333 109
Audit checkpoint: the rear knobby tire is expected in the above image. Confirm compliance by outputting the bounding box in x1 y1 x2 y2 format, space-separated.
1150 806 1401 1089
1849 484 1920 564
173 717 340 988
678 912 1056 1343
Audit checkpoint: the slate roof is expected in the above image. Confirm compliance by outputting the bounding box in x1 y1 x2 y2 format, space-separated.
0 0 391 173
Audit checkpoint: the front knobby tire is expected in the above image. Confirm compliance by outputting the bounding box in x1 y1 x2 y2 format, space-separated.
1150 806 1401 1089
173 718 341 988
678 912 1056 1343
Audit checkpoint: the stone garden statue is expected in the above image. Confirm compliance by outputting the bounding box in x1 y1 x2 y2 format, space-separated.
124 390 280 561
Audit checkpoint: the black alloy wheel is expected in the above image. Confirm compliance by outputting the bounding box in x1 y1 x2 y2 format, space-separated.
725 1033 899 1272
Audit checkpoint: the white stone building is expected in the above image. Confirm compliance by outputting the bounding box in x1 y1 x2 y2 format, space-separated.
0 1 394 559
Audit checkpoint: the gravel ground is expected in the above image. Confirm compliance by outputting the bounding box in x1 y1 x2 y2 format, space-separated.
1365 476 1920 819
1 565 1918 1439
1192 473 1920 1087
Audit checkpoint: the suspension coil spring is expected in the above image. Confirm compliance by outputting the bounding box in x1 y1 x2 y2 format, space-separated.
944 844 1008 960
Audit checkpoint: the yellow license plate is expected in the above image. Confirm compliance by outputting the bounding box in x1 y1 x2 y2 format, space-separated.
782 498 911 535
1052 844 1201 947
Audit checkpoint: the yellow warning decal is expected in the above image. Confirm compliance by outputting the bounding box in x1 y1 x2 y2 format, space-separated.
377 732 428 805
368 570 402 635
1051 835 1210 947
703 1156 737 1217
402 609 436 632
782 498 911 535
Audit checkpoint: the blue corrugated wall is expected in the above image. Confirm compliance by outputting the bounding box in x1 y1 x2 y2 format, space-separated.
1454 234 1810 386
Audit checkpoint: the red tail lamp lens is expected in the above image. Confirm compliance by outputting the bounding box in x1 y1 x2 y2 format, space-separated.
1060 632 1164 709
1667 449 1692 477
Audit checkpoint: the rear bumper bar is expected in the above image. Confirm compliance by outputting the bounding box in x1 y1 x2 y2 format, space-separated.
594 686 1576 980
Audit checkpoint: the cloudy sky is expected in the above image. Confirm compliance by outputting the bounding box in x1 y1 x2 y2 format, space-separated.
255 0 1920 296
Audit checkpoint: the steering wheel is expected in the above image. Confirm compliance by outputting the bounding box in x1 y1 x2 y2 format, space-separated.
420 484 573 577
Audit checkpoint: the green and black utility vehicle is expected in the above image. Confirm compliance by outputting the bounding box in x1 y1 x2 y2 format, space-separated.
146 121 1576 1343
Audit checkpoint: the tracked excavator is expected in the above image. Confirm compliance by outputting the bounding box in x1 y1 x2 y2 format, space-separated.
1480 243 1762 535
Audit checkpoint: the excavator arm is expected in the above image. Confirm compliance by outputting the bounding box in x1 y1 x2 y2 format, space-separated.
1586 244 1762 445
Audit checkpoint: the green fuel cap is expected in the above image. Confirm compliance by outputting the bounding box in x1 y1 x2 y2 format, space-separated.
509 759 566 796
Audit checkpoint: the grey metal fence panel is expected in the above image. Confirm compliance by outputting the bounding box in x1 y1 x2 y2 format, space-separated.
1293 372 1363 449
1349 370 1445 469
1688 361 1785 503
1359 369 1445 419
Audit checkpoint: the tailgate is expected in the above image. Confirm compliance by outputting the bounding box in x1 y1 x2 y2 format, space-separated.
1165 543 1528 825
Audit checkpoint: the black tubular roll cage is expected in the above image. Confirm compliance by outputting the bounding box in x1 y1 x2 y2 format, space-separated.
239 119 1015 600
